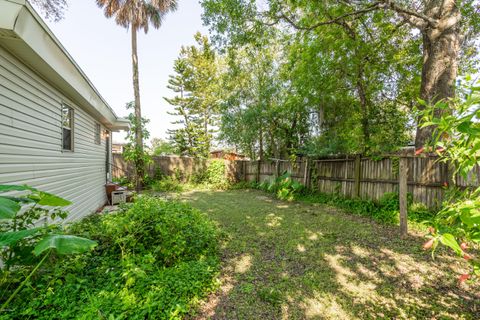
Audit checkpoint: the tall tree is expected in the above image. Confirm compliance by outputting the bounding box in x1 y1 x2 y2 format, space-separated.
165 33 220 157
96 0 178 191
164 57 200 156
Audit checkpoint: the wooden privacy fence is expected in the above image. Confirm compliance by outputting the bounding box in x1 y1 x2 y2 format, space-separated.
112 153 480 210
112 154 208 181
236 155 480 209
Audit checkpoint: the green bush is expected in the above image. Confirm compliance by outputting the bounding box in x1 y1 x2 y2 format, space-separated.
151 176 183 193
236 180 435 226
258 172 306 201
190 160 230 189
299 191 434 225
2 196 220 319
205 159 228 187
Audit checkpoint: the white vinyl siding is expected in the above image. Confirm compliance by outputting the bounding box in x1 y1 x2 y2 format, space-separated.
0 45 108 222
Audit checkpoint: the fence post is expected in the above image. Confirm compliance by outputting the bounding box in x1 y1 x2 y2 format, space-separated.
399 157 408 236
304 158 310 187
275 160 280 178
354 155 361 198
243 161 247 182
256 160 261 183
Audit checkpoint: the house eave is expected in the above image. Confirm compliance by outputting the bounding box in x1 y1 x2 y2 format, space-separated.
0 0 129 131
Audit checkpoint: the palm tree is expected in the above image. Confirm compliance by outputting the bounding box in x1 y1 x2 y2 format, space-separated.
96 0 178 192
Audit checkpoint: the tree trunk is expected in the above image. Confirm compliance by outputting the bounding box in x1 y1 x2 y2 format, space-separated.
356 66 370 153
259 125 264 161
414 1 461 148
131 27 144 192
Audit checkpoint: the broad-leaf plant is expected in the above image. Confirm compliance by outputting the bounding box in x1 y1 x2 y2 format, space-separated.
0 185 96 310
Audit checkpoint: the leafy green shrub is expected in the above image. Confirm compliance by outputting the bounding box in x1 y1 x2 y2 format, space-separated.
190 160 230 189
230 181 258 190
112 176 134 189
0 185 96 312
2 196 220 319
237 180 435 226
205 159 229 188
151 176 184 193
258 173 306 201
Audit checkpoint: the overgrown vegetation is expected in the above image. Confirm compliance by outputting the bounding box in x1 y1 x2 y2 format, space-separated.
420 78 480 282
118 159 231 193
240 177 434 227
1 196 220 319
258 173 306 202
0 185 97 314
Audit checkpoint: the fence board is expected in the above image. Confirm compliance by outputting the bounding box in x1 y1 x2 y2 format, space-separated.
112 154 478 209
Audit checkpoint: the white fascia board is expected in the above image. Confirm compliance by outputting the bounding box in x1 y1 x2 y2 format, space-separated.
0 0 130 131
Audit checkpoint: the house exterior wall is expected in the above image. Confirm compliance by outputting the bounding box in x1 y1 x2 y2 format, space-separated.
0 45 109 222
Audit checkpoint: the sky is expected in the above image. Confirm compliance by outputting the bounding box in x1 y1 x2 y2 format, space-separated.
41 1 208 144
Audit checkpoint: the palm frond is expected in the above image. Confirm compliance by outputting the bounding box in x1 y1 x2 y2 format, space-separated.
96 0 178 33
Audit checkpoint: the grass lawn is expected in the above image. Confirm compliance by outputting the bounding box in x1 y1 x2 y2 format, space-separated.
179 189 480 319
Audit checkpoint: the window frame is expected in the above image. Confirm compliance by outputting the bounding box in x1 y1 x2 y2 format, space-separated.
94 123 101 145
61 104 74 152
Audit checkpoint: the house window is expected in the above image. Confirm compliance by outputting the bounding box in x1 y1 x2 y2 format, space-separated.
62 105 73 151
95 123 101 145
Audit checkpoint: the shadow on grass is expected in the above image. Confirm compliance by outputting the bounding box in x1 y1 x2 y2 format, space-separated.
181 189 479 320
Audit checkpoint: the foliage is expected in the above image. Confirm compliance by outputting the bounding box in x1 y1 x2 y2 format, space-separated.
204 159 229 189
30 0 67 22
258 172 306 202
197 0 480 156
189 159 230 190
165 33 220 158
151 176 184 193
0 185 96 312
150 138 177 156
420 78 480 281
1 196 220 319
241 179 434 226
112 176 135 189
123 101 152 189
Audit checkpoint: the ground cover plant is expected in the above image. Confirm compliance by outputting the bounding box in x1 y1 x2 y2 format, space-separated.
181 189 480 319
0 185 97 314
249 176 434 227
1 196 220 319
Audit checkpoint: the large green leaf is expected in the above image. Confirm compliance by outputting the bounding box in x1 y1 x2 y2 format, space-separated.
0 197 21 219
29 192 71 207
439 233 463 256
33 235 97 256
0 185 35 193
1 196 35 204
0 228 41 247
460 209 480 227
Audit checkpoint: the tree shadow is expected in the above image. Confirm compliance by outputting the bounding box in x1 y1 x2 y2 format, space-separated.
182 189 480 320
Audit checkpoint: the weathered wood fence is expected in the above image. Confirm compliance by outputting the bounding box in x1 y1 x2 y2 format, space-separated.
112 154 480 209
112 154 209 181
234 155 480 209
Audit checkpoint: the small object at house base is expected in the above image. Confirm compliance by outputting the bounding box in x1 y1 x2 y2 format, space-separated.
111 191 127 205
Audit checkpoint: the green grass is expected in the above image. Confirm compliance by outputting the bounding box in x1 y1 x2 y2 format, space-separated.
179 189 480 319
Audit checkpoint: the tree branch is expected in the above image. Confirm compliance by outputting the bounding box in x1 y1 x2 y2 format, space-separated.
277 2 381 31
379 0 438 29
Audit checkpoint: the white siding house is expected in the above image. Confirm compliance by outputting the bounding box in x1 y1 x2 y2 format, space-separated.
0 0 129 221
